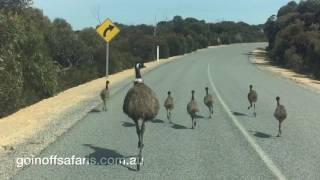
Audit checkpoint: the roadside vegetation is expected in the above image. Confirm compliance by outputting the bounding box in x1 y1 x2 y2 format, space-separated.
0 0 265 118
264 0 320 78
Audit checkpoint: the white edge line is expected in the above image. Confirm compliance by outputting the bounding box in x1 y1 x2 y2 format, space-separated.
207 64 286 180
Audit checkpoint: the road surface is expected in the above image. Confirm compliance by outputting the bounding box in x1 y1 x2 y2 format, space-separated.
13 43 320 180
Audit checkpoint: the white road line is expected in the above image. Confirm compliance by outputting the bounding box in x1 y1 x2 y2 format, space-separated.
207 65 286 180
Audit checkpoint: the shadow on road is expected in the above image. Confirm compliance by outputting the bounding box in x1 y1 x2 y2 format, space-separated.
89 107 102 113
248 130 273 138
122 121 135 127
232 111 248 116
171 123 189 130
150 119 165 123
194 114 205 119
83 144 137 171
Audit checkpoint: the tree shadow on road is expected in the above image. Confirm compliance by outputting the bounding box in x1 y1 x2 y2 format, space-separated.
83 144 137 171
248 130 273 139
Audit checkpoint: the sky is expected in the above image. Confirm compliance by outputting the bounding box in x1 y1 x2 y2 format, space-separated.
32 0 299 30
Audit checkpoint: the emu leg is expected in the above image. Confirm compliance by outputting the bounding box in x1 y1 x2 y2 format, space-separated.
140 121 145 149
137 121 146 170
208 107 212 118
191 116 194 129
105 101 108 111
277 121 281 137
248 102 252 110
211 106 214 115
104 100 107 111
166 109 169 121
168 111 172 122
279 122 282 136
253 103 256 117
135 122 142 148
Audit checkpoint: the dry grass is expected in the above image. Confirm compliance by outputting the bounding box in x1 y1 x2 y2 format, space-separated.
251 49 320 92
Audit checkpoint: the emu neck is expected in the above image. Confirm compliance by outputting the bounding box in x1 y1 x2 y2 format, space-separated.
206 89 208 95
277 101 280 106
134 65 143 82
191 94 194 100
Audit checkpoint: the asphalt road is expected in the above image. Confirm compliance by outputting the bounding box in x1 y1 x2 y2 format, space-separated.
13 43 320 180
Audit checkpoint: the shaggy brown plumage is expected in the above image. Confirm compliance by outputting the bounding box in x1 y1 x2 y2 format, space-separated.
204 87 214 118
123 62 159 171
164 91 174 122
123 83 159 121
248 84 258 117
100 80 110 111
187 90 199 129
274 96 287 137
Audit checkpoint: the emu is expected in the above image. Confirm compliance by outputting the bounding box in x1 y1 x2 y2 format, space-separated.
274 96 287 137
164 91 174 122
248 84 258 117
187 90 199 129
123 63 159 170
100 80 110 111
204 87 214 118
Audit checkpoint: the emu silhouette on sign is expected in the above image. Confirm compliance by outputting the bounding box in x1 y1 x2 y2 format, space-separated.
123 63 159 171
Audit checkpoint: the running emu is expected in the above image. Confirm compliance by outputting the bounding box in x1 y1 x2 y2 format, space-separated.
187 90 199 129
248 84 258 117
204 87 214 118
164 91 174 122
123 63 159 171
274 96 287 137
100 80 110 111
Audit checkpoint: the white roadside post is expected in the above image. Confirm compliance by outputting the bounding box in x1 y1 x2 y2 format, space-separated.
157 45 160 62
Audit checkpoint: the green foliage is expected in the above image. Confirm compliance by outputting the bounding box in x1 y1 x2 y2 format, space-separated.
0 2 265 117
264 0 320 78
0 0 32 12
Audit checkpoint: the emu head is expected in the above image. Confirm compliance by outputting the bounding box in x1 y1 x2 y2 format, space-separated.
106 80 109 88
135 62 145 69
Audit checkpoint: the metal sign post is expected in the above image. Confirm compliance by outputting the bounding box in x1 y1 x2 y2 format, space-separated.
106 42 109 78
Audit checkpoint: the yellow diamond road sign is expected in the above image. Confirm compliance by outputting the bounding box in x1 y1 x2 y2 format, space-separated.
96 19 120 43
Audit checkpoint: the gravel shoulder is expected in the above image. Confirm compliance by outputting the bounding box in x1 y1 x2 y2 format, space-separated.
250 48 320 93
